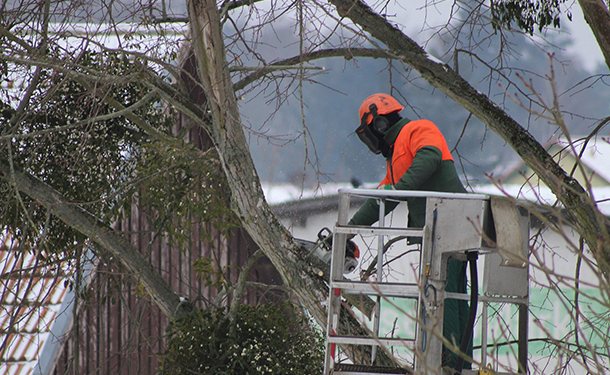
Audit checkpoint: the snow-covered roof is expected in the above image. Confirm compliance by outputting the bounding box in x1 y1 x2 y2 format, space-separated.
263 182 610 216
262 182 377 205
0 234 86 375
472 183 610 216
562 136 610 184
496 135 610 185
2 22 187 110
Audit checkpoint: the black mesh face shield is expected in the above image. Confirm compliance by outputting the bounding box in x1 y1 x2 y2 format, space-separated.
356 107 382 154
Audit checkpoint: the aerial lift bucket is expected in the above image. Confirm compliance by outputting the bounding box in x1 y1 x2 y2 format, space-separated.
323 189 529 375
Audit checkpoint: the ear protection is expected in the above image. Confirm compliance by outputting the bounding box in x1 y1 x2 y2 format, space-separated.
368 103 391 134
356 103 390 155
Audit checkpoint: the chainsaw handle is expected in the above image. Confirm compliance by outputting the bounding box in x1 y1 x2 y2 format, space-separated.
317 227 332 242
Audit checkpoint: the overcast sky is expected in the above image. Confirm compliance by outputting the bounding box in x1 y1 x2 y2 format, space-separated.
391 0 604 72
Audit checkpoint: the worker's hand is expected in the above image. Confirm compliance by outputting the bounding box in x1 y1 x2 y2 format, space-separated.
378 184 395 190
346 239 360 259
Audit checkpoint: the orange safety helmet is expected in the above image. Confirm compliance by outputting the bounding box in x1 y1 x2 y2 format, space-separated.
356 93 404 154
358 93 404 126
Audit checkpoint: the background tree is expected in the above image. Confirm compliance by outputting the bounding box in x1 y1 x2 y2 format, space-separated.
1 0 610 373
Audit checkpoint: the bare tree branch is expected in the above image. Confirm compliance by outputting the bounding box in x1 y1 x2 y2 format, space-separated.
0 160 193 320
233 47 394 91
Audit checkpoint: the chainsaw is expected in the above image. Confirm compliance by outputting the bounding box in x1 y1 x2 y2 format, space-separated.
296 227 360 274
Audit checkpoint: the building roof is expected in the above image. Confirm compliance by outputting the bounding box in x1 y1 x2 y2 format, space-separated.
498 135 610 187
262 182 374 205
264 179 610 217
572 136 610 183
0 233 81 375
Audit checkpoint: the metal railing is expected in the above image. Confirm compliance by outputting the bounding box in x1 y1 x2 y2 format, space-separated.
323 189 529 375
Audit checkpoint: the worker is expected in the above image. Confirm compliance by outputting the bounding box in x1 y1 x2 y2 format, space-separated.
349 93 471 369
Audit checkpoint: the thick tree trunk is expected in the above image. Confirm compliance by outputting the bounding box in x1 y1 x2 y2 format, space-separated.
329 0 610 276
186 0 394 365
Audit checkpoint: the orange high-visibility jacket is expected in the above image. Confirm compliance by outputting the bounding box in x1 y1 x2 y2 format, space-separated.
379 119 454 187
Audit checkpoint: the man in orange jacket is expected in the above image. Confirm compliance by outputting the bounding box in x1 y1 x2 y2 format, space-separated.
349 93 471 369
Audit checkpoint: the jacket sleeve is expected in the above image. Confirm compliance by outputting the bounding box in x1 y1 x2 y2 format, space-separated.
348 198 399 226
393 146 442 191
